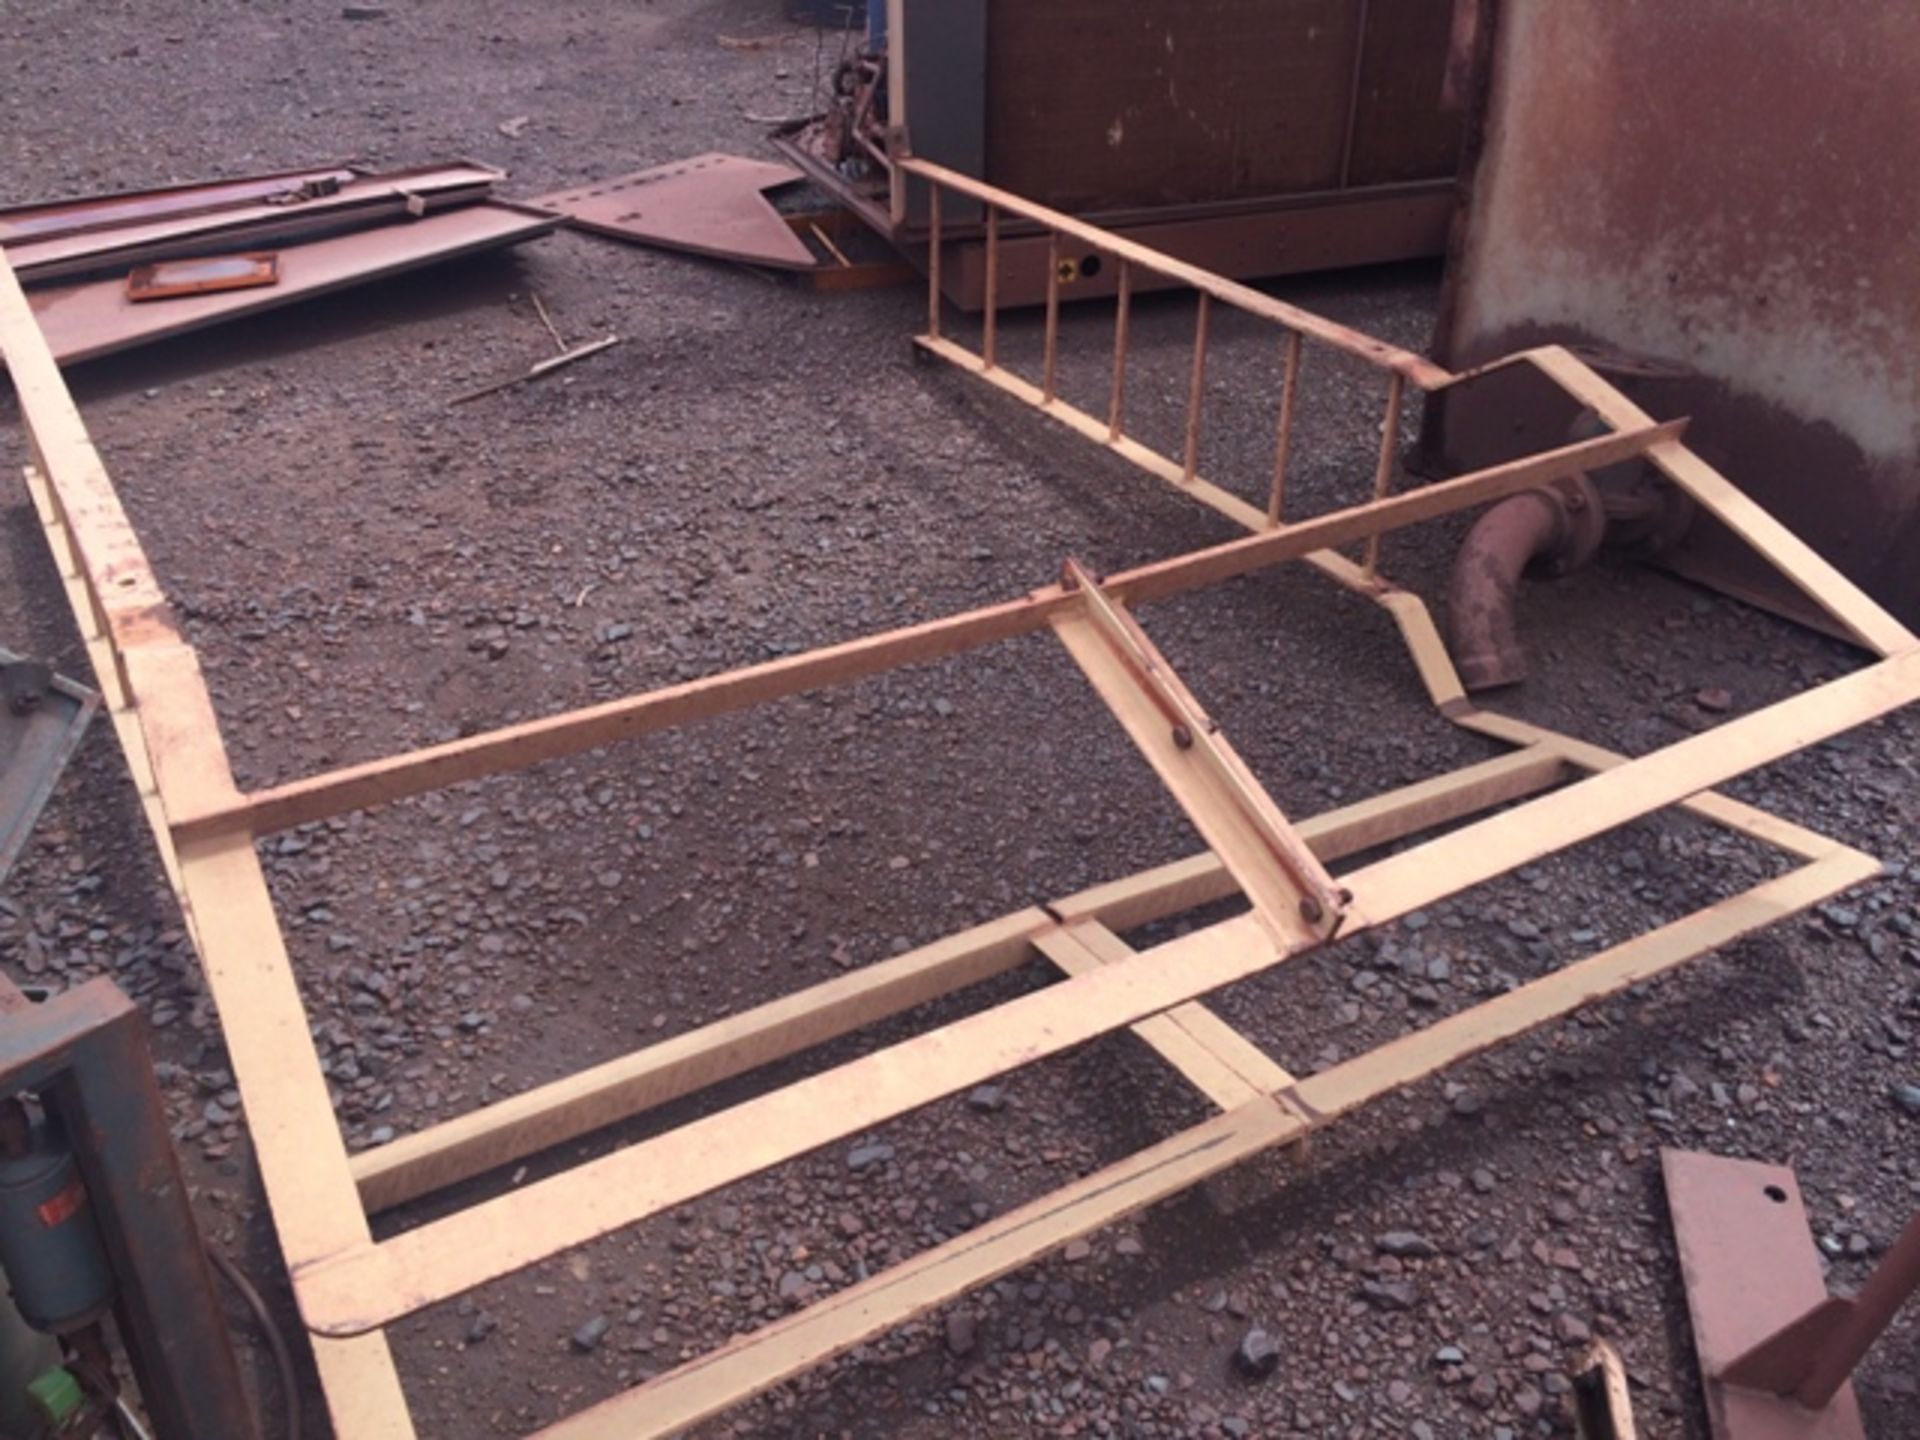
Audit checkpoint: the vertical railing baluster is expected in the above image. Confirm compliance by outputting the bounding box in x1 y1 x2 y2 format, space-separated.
927 185 942 340
1182 293 1212 483
981 205 999 371
1267 330 1303 526
1041 232 1063 405
1362 371 1405 579
1107 261 1132 442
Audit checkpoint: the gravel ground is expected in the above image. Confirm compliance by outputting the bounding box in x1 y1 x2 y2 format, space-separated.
2 4 1917 1438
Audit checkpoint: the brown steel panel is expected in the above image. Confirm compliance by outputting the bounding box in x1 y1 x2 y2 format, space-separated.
984 0 1362 210
1345 0 1462 185
1426 0 1920 632
25 204 555 365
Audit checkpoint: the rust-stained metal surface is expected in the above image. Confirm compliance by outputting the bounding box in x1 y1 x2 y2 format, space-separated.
983 0 1460 212
1426 0 1920 634
529 154 816 271
1662 1149 1868 1440
126 251 279 302
25 203 556 365
0 166 354 246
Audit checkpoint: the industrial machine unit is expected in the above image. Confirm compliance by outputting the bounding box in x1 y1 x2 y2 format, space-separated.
778 0 1466 308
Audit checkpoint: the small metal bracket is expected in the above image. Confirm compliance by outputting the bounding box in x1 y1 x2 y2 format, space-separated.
1661 1149 1920 1439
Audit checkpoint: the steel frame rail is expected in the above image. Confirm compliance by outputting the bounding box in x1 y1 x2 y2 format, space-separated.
4 162 1916 1440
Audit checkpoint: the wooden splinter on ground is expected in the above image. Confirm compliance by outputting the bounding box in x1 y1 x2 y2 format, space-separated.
4 150 1918 1440
448 292 619 406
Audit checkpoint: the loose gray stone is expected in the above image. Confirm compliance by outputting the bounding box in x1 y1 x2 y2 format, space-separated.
1233 1327 1280 1380
1377 1231 1435 1259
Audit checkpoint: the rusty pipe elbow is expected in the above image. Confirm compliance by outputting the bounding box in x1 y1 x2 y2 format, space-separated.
1446 479 1602 691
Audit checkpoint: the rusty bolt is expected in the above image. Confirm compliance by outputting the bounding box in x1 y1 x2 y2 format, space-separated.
1299 897 1324 925
1171 724 1194 750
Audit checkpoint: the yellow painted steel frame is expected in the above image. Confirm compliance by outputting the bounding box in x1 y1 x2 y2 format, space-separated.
4 168 1916 1440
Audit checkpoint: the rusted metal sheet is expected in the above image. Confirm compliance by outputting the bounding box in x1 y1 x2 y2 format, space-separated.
1425 0 1920 634
983 0 1458 211
0 978 259 1439
3 163 503 283
529 154 816 270
25 203 556 365
0 166 354 246
1662 1150 1870 1440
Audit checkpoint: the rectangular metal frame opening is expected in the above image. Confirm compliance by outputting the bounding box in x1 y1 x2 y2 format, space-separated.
3 170 1915 1436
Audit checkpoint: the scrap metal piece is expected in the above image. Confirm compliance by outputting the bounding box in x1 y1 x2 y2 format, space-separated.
4 163 504 285
529 153 816 270
0 167 355 247
1662 1149 1869 1439
0 650 97 884
126 252 279 303
24 203 556 366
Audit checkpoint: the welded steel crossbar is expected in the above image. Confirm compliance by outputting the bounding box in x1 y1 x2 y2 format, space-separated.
4 160 1917 1440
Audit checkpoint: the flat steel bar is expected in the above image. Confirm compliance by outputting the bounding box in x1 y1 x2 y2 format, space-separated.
1038 920 1297 1104
172 419 1683 843
0 252 418 1440
531 1100 1298 1440
294 652 1905 1335
1341 649 1919 928
1035 926 1268 1109
353 744 1563 1213
1053 558 1340 942
523 851 1867 1440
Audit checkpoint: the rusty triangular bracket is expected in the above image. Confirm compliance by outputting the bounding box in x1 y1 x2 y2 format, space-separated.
529 153 815 270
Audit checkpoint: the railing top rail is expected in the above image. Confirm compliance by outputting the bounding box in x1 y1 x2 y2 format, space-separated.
898 156 1455 390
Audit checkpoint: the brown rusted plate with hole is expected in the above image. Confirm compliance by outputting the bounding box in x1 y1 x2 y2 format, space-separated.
1661 1149 1866 1440
529 153 815 270
127 252 280 302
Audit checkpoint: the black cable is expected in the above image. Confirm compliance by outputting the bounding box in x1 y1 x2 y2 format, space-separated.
205 1248 300 1440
